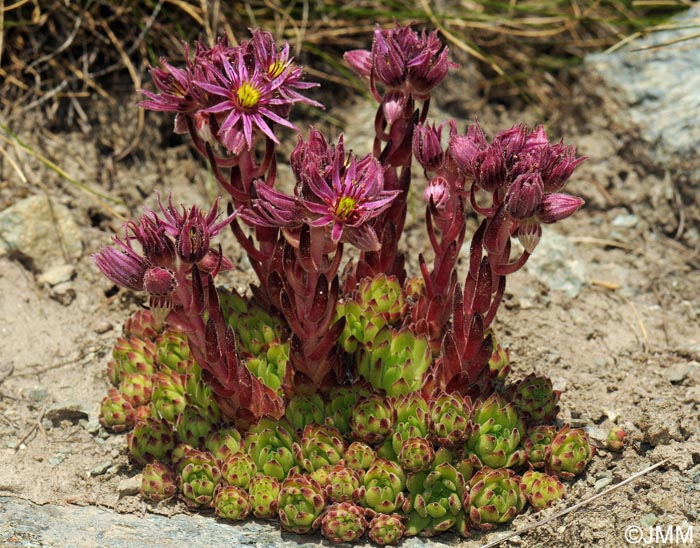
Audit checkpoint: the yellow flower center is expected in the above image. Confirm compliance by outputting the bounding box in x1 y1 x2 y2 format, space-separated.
335 196 357 220
268 60 287 79
236 81 261 109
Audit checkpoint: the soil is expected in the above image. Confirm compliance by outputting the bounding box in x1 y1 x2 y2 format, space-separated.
1 65 699 548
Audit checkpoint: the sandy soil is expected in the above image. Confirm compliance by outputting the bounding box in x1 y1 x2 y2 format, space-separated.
1 77 699 548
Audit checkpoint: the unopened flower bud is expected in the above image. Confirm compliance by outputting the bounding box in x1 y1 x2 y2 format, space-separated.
177 213 210 263
144 267 177 297
382 90 408 125
505 172 544 220
424 175 450 210
372 28 406 88
413 123 444 172
538 193 584 224
344 49 372 79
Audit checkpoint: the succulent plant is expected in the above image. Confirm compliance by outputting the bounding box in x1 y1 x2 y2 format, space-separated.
277 471 327 534
398 437 436 473
429 391 471 447
294 424 347 473
326 464 362 503
175 405 215 448
155 328 192 372
245 418 297 481
220 288 286 355
337 300 387 354
118 372 154 407
344 441 377 478
151 370 187 424
214 485 252 520
314 502 369 543
243 341 289 396
205 427 243 462
466 467 525 530
546 425 595 480
182 370 221 424
359 458 406 514
220 451 257 489
108 336 156 385
178 449 222 507
606 425 626 452
487 330 510 383
350 394 395 445
520 470 565 510
248 473 281 519
99 387 137 432
357 327 431 396
509 373 561 424
123 309 162 340
465 393 525 469
324 385 370 436
309 464 334 488
140 461 177 502
127 417 175 465
393 392 430 442
285 393 325 432
405 449 468 537
368 513 406 546
523 424 556 468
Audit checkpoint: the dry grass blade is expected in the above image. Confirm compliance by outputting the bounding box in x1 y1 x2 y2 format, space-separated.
477 458 671 548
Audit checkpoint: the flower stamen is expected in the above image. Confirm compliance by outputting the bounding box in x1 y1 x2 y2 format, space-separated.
236 81 262 109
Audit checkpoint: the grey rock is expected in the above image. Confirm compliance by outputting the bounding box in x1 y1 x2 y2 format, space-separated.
90 461 113 477
611 214 639 228
583 6 700 198
525 228 587 298
50 281 77 305
666 362 692 384
0 495 451 548
640 513 658 528
37 263 76 286
0 195 83 272
118 475 142 497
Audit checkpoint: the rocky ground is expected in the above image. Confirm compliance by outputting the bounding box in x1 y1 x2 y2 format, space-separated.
1 8 700 548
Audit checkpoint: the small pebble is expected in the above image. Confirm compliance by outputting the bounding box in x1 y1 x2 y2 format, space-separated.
37 264 75 286
48 452 67 466
640 513 658 527
90 461 112 477
28 388 49 402
593 476 612 492
665 362 692 384
118 475 142 497
611 214 639 228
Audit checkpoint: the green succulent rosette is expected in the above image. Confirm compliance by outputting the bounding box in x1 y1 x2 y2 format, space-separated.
123 309 162 341
140 461 177 502
398 437 436 473
127 417 175 465
151 370 187 424
99 387 136 432
466 467 525 530
357 327 431 396
350 394 395 445
314 502 369 543
429 391 472 447
324 385 370 436
326 464 362 503
248 473 281 519
465 393 525 469
368 513 406 546
284 393 325 432
293 424 347 473
546 425 594 480
214 485 252 520
405 450 468 537
509 373 561 424
175 405 215 448
390 392 431 457
277 471 327 534
520 470 565 510
360 458 406 514
243 341 289 396
336 300 387 354
244 418 297 481
118 372 153 407
177 449 221 507
205 427 243 462
344 442 377 478
219 288 286 355
154 328 191 373
108 335 156 385
524 424 556 468
220 451 257 489
182 369 221 424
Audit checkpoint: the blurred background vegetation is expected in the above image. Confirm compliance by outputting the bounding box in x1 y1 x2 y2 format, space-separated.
0 0 692 129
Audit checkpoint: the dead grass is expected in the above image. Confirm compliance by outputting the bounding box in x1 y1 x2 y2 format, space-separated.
0 0 691 130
